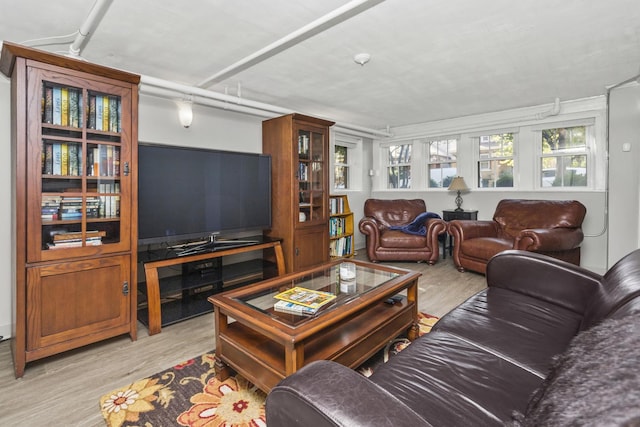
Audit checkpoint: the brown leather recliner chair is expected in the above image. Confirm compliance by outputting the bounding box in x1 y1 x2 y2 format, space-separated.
448 199 586 274
359 199 446 264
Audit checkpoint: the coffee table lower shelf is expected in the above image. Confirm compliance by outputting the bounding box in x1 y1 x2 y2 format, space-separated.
215 300 416 392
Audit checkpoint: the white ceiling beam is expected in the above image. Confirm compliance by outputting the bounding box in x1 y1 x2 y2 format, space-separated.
196 0 386 88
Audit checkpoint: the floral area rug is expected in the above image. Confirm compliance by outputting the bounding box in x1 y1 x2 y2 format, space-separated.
99 313 438 427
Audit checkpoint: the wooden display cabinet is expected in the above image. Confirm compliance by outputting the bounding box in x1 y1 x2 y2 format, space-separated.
1 42 140 377
262 114 334 272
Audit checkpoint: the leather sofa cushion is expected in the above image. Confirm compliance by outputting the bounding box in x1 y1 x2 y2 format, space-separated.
433 287 583 377
493 199 586 240
380 230 427 248
364 199 427 228
369 331 542 426
460 238 513 260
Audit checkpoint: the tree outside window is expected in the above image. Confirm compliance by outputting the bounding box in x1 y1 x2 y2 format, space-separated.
478 133 514 188
334 145 348 189
427 138 457 188
387 144 411 189
541 126 587 187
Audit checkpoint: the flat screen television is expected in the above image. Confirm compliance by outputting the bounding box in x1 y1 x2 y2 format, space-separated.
138 143 272 247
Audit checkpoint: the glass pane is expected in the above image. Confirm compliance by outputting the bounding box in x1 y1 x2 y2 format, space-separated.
298 131 310 159
428 164 457 188
335 145 347 164
542 126 586 153
334 166 348 189
86 143 120 178
311 132 323 162
387 166 411 189
479 133 514 159
388 144 411 164
478 160 513 188
311 161 323 190
541 156 587 187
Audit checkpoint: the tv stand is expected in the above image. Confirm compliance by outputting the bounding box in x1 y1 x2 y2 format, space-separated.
139 236 285 335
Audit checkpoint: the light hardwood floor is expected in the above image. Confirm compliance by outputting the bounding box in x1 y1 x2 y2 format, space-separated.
0 254 486 427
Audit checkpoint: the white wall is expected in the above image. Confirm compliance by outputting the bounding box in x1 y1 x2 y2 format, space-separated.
607 83 640 266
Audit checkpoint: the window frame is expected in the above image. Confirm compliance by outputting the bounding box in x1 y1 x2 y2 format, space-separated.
535 119 594 189
426 136 459 189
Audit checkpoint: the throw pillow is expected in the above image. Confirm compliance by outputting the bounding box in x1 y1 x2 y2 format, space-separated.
506 313 640 426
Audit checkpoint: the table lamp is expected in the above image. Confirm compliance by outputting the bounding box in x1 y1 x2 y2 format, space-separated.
448 176 469 212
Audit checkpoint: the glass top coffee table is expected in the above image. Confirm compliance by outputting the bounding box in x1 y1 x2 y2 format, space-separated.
209 259 421 392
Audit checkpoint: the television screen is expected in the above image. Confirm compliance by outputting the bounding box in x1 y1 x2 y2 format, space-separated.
138 144 271 245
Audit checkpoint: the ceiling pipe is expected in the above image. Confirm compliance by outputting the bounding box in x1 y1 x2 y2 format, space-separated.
140 76 393 137
535 97 561 120
68 0 114 58
197 0 386 88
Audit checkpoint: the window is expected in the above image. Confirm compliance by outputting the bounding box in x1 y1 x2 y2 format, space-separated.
478 133 514 188
540 126 587 187
334 144 349 189
386 144 412 188
427 138 458 188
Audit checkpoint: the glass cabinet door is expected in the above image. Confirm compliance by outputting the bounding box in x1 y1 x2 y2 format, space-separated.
30 69 130 262
297 127 327 224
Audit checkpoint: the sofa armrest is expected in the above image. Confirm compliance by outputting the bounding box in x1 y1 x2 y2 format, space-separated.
448 219 498 240
486 250 602 314
266 361 432 427
515 228 584 251
359 216 382 237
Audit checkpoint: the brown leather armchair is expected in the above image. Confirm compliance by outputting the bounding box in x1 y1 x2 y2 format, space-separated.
448 199 586 274
358 199 446 264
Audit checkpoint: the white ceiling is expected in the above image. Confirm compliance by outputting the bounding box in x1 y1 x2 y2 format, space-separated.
2 0 640 130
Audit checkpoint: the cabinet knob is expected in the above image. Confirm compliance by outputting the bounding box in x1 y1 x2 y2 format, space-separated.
123 162 130 176
122 281 129 295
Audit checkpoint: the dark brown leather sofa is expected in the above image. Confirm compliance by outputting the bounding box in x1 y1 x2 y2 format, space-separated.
358 199 446 264
265 249 640 426
449 199 586 274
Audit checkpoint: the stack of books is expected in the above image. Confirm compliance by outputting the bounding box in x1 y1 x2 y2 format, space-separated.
47 230 106 250
273 286 336 316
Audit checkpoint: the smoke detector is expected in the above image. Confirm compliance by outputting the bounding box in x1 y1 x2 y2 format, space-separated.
353 53 371 66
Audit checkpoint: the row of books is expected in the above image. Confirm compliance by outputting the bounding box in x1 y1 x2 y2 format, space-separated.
87 145 121 177
298 162 309 181
330 235 353 257
42 141 82 176
42 86 83 128
273 286 336 316
87 94 121 133
41 194 120 221
329 217 348 237
329 197 347 215
46 230 106 250
41 85 121 133
42 142 120 177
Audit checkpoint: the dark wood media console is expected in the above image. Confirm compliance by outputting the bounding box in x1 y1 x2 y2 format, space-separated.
138 236 285 335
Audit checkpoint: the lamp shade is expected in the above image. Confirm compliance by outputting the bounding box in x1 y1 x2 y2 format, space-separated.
448 176 469 192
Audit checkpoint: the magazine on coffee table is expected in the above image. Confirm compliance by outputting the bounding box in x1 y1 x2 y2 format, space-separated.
273 286 336 310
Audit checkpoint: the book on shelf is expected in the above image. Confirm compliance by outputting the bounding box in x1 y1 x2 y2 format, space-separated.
273 286 336 310
52 230 106 241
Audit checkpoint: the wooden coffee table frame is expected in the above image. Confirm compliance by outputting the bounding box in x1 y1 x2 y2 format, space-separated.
209 259 421 392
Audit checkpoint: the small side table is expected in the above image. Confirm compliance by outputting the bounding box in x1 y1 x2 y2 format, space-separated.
442 209 478 259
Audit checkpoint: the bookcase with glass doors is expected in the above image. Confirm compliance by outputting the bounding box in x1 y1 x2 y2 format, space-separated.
262 114 335 272
1 42 140 377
